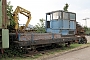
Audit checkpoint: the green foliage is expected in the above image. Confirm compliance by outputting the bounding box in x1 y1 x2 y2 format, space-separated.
84 26 90 34
83 26 88 31
7 1 15 29
34 18 46 33
1 43 87 59
63 3 69 11
1 43 27 58
0 1 27 58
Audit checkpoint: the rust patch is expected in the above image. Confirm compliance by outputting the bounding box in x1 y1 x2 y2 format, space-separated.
2 0 7 28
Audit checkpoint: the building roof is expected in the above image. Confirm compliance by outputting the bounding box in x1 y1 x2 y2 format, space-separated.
46 10 76 14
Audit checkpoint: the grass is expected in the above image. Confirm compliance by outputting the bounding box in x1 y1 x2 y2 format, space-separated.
85 30 90 34
0 43 89 60
46 43 84 54
85 29 90 34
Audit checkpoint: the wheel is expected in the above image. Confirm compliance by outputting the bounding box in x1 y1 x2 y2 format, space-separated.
78 37 87 44
65 41 71 47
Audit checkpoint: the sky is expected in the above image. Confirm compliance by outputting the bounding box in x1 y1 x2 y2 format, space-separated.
7 0 90 27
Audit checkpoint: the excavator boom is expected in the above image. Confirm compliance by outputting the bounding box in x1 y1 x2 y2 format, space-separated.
13 6 31 31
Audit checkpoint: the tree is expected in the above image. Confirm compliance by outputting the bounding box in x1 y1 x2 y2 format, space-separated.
7 1 15 30
34 18 46 33
83 26 88 31
63 3 69 11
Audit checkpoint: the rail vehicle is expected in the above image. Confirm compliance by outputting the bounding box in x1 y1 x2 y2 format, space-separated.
0 0 87 51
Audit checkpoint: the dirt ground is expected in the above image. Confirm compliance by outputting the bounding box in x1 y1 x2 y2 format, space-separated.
43 46 90 60
35 44 90 60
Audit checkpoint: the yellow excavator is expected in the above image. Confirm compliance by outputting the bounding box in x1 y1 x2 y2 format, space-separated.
13 6 31 32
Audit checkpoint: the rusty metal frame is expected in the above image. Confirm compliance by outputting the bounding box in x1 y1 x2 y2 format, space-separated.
2 0 7 28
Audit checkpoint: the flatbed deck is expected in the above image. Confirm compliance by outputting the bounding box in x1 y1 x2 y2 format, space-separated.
10 33 77 46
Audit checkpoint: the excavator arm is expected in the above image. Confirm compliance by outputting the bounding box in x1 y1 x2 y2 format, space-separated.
13 6 31 31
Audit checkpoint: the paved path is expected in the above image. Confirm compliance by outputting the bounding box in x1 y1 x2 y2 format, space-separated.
44 46 90 60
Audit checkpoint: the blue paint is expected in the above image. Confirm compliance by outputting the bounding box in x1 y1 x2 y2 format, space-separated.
50 20 63 29
18 33 20 41
63 20 69 29
61 30 69 35
46 10 76 35
51 29 60 33
70 21 76 29
46 28 52 33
